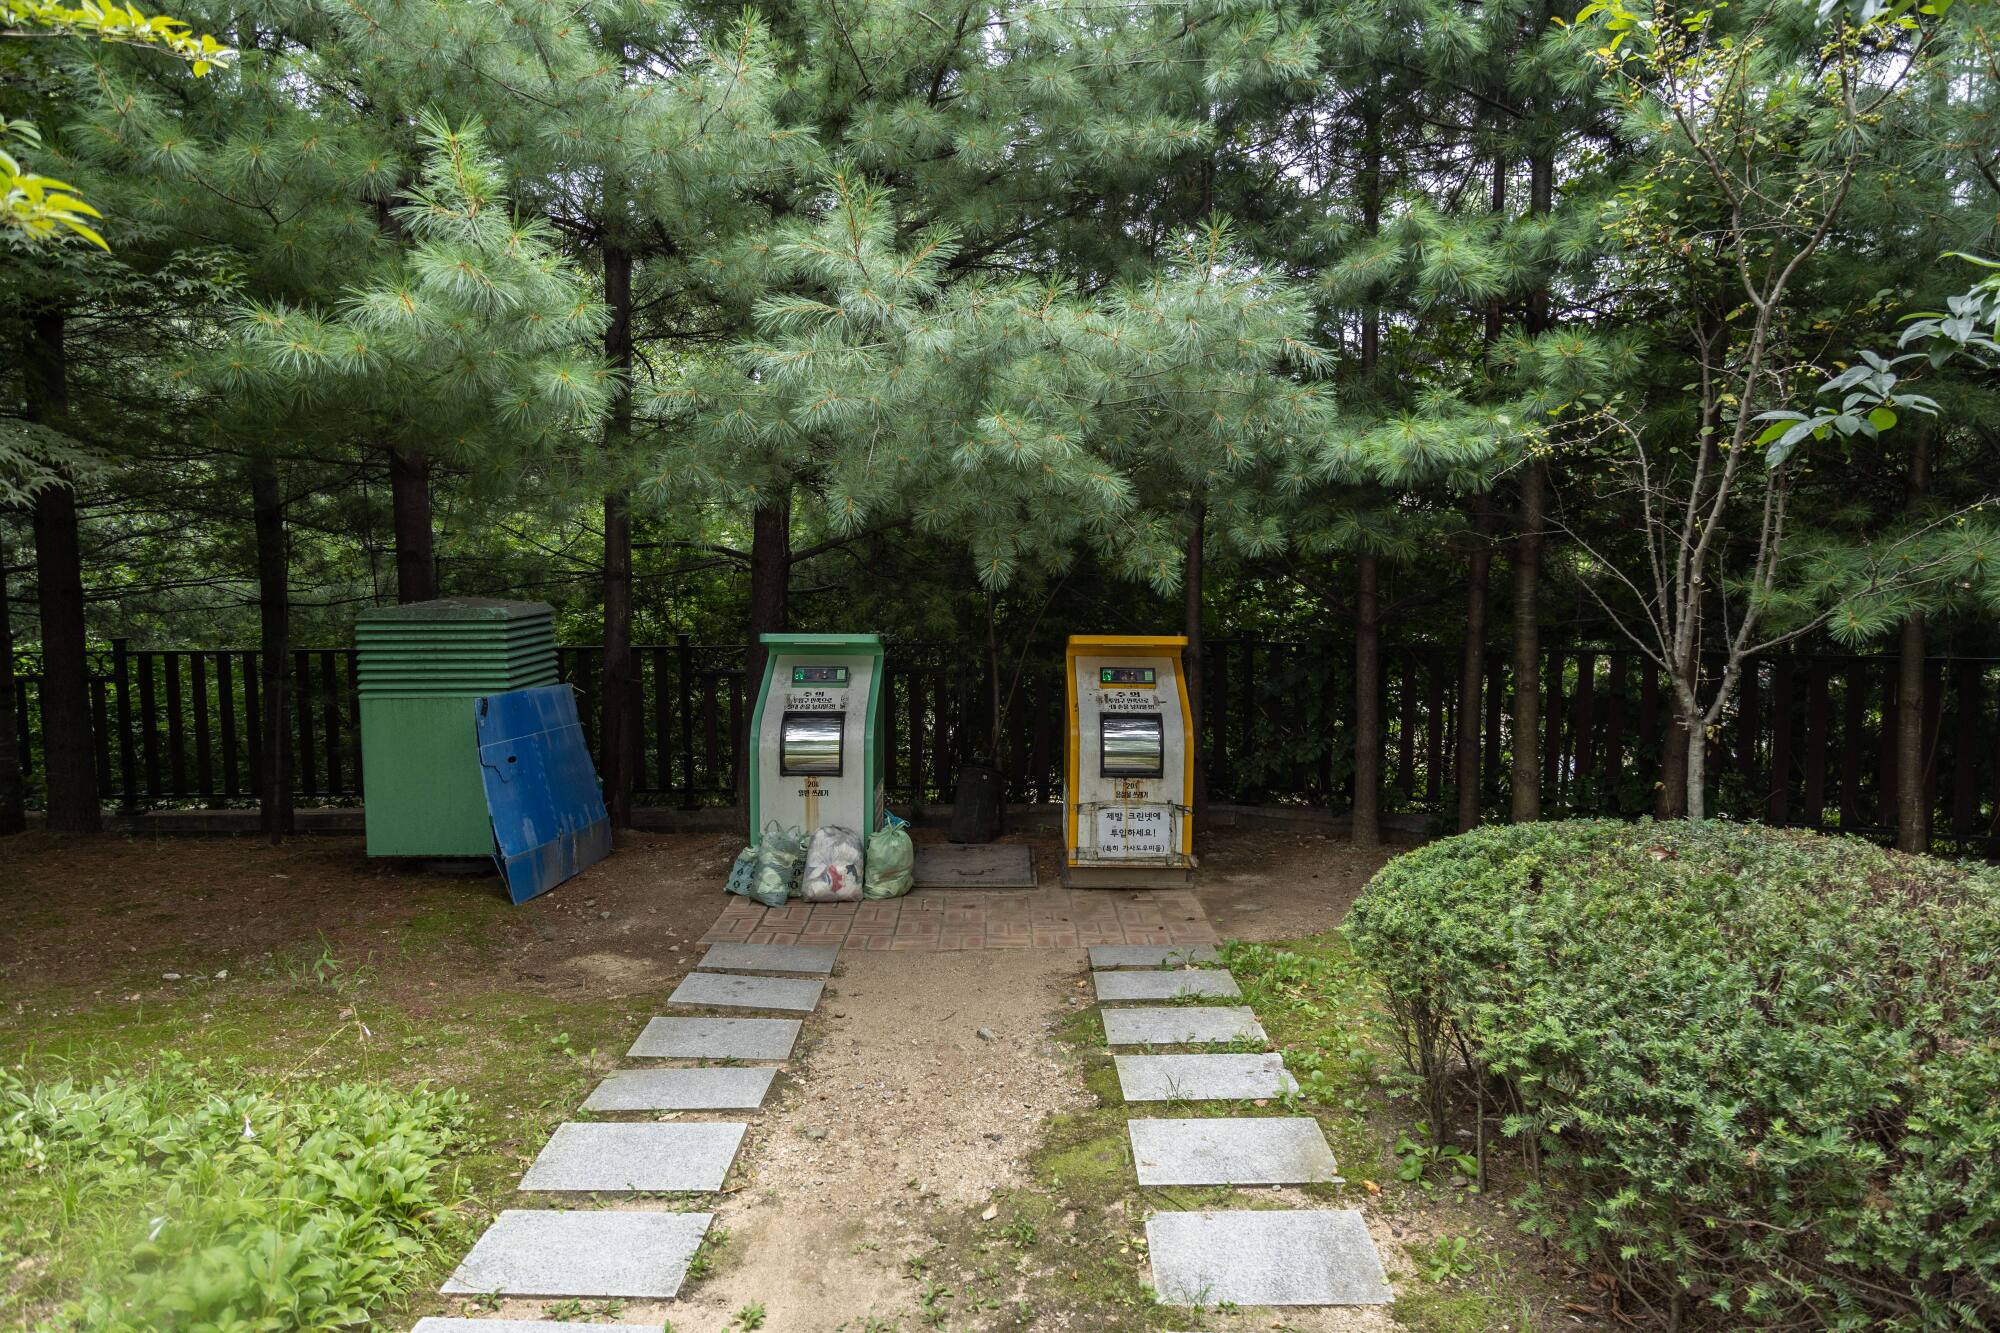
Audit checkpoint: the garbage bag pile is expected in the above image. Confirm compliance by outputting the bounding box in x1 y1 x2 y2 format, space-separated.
722 811 914 904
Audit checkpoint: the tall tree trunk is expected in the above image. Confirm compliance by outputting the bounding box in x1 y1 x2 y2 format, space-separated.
0 533 24 835
600 242 637 827
389 445 436 603
737 495 791 821
1184 493 1206 830
1895 427 1932 853
1455 495 1494 831
251 454 293 838
1509 459 1546 822
1352 552 1382 848
24 307 98 834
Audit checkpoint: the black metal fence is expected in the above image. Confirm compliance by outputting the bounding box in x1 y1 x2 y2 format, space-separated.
11 636 2000 854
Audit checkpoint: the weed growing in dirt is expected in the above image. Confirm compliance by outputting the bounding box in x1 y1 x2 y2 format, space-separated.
0 1055 472 1330
731 1299 768 1329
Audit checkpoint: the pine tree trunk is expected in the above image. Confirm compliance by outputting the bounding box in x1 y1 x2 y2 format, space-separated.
390 445 436 603
738 496 790 820
600 242 637 828
251 454 293 839
0 533 24 835
1895 427 1932 853
1352 552 1381 848
24 307 98 835
1184 493 1206 830
1509 459 1546 822
1455 495 1493 831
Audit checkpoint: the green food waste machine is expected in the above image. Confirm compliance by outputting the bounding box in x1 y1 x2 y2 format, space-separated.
748 633 884 844
356 597 560 857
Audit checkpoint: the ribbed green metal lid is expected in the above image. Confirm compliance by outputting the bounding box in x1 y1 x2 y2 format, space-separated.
355 597 554 624
356 599 558 695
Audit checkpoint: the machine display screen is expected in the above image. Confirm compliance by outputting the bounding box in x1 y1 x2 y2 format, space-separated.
780 712 844 775
1099 667 1156 686
1100 713 1165 778
792 665 850 686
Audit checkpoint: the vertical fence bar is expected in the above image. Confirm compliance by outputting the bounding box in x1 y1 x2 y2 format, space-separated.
1879 660 1899 831
1737 661 1760 795
1840 664 1863 828
702 674 720 797
1210 643 1231 801
1604 654 1627 806
1951 661 1980 845
218 652 240 799
648 647 669 794
729 671 744 800
1423 652 1444 808
137 651 161 799
1769 660 1793 824
1922 659 1943 851
165 652 187 797
1803 661 1828 827
112 638 135 809
321 650 342 796
677 635 697 808
91 674 111 797
1484 651 1504 790
1542 652 1564 802
192 651 213 802
1572 653 1597 798
346 650 362 798
907 667 926 813
243 651 262 799
294 651 317 797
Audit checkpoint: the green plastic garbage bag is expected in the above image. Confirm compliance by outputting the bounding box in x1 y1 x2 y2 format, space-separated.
749 822 805 906
863 813 914 900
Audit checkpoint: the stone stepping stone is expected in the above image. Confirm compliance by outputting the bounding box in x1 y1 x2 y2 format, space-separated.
628 1016 800 1061
1128 1117 1339 1186
670 971 823 1013
518 1121 746 1192
1089 944 1220 969
1093 969 1240 1003
418 1312 660 1320
1102 1006 1267 1047
583 1066 777 1111
440 1208 711 1298
698 942 838 974
1114 1053 1298 1102
1146 1209 1392 1306
415 1322 660 1333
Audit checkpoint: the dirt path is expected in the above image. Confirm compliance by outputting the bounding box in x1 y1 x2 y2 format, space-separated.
678 949 1088 1331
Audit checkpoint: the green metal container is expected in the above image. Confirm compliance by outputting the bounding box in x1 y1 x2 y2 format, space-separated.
356 597 559 857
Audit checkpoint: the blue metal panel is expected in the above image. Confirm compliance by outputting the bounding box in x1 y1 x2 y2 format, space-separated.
475 685 613 903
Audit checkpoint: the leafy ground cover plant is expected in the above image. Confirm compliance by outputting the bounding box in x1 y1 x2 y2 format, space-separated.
0 1055 473 1331
1348 819 2000 1329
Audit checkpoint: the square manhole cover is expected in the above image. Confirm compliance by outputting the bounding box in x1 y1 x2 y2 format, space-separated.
911 843 1039 889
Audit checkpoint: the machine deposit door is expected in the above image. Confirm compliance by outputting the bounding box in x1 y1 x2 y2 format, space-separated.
780 712 844 775
1100 713 1164 777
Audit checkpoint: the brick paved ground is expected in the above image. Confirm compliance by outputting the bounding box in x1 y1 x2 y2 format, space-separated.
699 888 1218 951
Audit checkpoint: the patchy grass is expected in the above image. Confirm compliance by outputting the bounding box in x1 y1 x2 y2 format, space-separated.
0 890 639 1331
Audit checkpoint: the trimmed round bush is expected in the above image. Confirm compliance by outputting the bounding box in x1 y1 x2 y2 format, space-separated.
1348 819 1999 1329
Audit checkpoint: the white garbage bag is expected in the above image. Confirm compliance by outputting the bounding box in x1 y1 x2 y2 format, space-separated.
802 824 864 903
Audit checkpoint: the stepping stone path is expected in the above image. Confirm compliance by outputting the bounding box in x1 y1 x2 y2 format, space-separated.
1084 945 1394 1310
1093 968 1241 1002
1128 1116 1340 1186
1102 1005 1266 1047
668 970 824 1012
430 942 838 1323
518 1121 747 1192
1114 1052 1298 1101
698 941 838 973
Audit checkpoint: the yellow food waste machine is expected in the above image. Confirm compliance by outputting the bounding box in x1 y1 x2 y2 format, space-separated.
748 633 885 844
1062 634 1196 888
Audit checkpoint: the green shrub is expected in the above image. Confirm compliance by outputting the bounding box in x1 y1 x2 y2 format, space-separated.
1347 819 2000 1330
0 1056 473 1331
